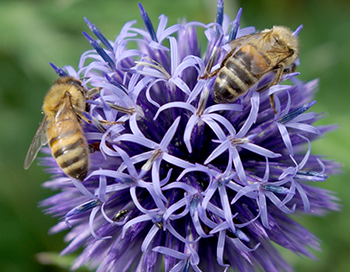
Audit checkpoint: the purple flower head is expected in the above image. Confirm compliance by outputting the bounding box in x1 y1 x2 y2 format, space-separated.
38 2 340 271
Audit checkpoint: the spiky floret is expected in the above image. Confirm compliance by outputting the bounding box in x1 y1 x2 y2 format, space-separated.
39 1 339 271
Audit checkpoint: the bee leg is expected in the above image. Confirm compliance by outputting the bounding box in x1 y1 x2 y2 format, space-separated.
86 87 102 99
283 63 297 73
268 63 285 114
88 142 101 153
74 108 124 133
200 42 221 79
85 88 137 116
269 94 277 114
200 51 220 79
200 50 229 79
97 119 124 126
88 141 114 153
200 68 220 80
89 117 124 133
200 43 237 79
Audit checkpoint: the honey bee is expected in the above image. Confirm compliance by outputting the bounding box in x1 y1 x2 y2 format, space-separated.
203 26 299 112
24 76 120 181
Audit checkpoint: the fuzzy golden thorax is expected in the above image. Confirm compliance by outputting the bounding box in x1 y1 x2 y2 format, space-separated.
42 77 86 119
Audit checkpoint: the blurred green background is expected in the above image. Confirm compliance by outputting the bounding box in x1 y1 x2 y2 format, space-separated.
1 0 349 271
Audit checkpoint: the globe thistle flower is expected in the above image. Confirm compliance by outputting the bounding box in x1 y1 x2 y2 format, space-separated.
38 1 340 271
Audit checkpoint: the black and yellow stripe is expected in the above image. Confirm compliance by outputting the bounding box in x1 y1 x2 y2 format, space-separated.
213 44 270 103
48 118 88 181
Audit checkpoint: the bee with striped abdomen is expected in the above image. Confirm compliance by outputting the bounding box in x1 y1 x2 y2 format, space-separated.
203 26 299 113
24 76 121 181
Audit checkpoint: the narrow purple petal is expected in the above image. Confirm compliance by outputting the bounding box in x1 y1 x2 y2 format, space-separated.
285 122 322 135
216 0 224 28
202 115 226 141
49 62 68 77
158 24 184 43
231 184 258 204
293 24 303 36
205 103 243 114
204 140 230 165
241 142 281 158
66 199 100 218
217 231 229 267
89 207 112 240
160 116 181 149
170 77 192 96
228 8 242 42
154 102 195 120
278 101 317 124
162 153 194 169
184 115 199 153
84 17 113 51
207 113 236 138
218 185 236 233
276 122 294 155
138 3 158 42
236 91 259 138
113 145 137 177
116 134 158 149
83 32 116 70
152 246 189 259
152 159 168 203
141 225 160 252
71 178 95 198
163 198 189 220
168 37 179 75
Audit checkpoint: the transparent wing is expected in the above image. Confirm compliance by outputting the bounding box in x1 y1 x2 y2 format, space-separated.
23 115 47 169
228 32 273 75
227 32 263 53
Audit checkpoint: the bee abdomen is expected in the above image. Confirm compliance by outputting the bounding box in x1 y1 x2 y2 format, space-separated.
48 121 88 181
214 57 258 103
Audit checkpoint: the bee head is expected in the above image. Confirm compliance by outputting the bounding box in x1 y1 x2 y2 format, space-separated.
55 76 84 91
271 26 299 66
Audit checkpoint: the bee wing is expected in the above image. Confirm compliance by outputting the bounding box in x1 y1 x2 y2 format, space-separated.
228 32 273 75
24 116 48 169
227 32 264 53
